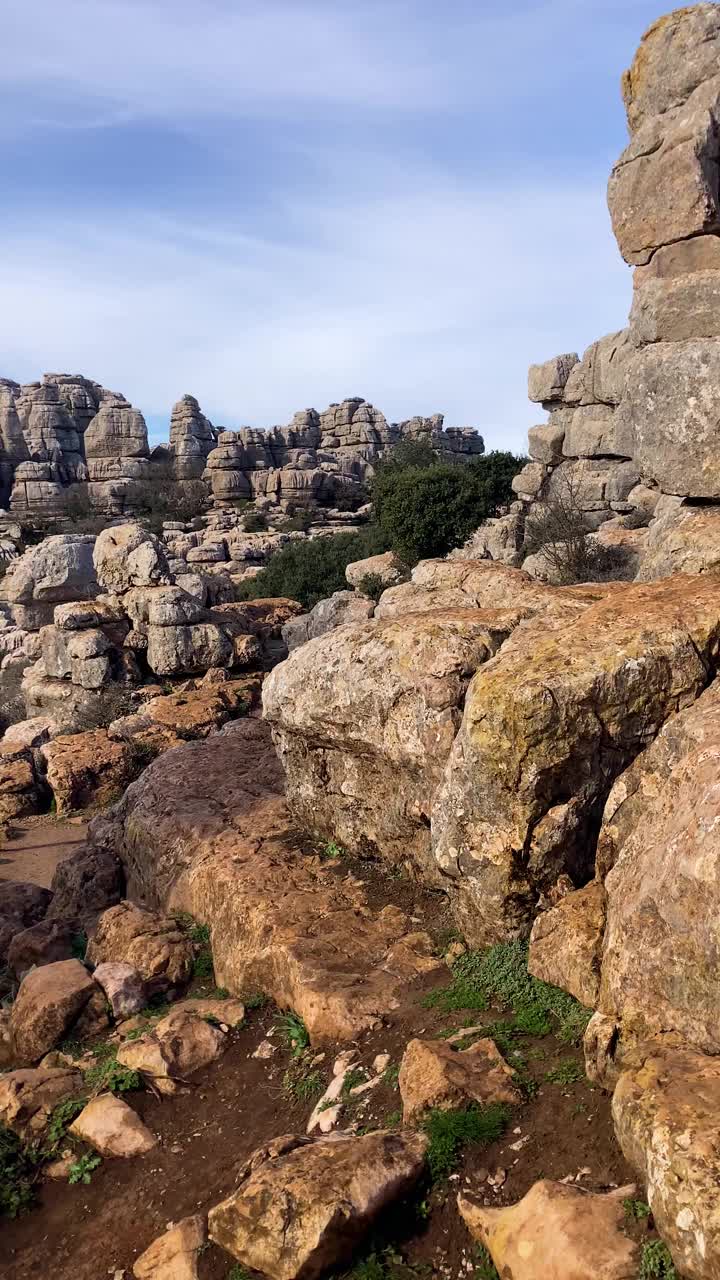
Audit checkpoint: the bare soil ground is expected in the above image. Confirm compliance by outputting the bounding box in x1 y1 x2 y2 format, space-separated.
0 816 88 888
3 849 653 1280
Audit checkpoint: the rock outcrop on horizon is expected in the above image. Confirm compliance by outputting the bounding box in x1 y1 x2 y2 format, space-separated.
0 379 484 523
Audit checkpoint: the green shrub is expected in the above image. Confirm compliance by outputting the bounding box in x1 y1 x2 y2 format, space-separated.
0 1125 39 1217
372 450 522 565
275 1010 310 1057
422 1103 510 1181
244 510 269 532
237 527 389 610
356 573 386 603
639 1241 678 1279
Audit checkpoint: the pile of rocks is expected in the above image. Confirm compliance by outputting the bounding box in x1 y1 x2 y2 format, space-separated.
469 2 720 585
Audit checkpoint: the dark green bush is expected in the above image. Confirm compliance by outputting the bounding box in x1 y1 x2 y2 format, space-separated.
236 527 389 611
372 450 523 565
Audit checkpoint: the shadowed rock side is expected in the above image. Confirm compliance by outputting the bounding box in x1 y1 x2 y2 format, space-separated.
91 718 441 1043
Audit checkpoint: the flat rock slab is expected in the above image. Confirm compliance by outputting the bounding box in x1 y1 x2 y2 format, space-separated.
459 1178 639 1280
208 1131 428 1280
98 719 441 1043
70 1093 157 1157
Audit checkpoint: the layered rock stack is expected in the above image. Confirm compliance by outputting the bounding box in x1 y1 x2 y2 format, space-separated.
204 397 484 508
0 378 485 524
475 3 720 582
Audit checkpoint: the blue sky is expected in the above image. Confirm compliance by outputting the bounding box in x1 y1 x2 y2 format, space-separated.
2 0 670 450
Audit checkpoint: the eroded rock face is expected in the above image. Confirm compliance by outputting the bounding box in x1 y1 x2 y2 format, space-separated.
613 1045 720 1280
432 576 720 943
92 719 441 1043
458 1180 639 1280
598 681 720 1058
264 605 524 876
208 1130 428 1280
398 1037 520 1123
282 590 375 653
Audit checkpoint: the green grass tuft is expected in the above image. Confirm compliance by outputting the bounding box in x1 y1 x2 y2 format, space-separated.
68 1153 102 1185
282 1063 325 1103
544 1060 585 1085
624 1198 651 1222
424 941 591 1042
422 1103 510 1182
275 1010 310 1057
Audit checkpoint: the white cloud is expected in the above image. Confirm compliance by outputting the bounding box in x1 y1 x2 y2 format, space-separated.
0 171 632 451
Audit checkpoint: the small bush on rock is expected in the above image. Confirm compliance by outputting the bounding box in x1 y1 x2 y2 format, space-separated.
237 527 389 610
372 449 521 565
639 1241 678 1279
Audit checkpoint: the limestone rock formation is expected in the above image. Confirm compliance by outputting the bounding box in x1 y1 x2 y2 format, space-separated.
133 1217 207 1280
465 3 720 584
87 902 194 993
208 1130 428 1280
613 1045 720 1280
89 718 441 1042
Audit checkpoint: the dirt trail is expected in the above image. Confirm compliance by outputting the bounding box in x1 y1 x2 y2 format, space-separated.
3 856 640 1280
0 817 87 888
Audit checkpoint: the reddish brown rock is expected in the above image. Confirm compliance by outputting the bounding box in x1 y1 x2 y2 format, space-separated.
10 958 98 1064
208 1131 428 1280
86 902 193 992
528 883 605 1009
41 729 134 816
0 1066 83 1138
398 1036 520 1123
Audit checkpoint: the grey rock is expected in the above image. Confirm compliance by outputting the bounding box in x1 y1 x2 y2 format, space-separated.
527 354 579 404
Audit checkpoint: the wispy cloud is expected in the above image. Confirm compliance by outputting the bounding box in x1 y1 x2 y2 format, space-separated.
0 168 630 450
1 0 663 448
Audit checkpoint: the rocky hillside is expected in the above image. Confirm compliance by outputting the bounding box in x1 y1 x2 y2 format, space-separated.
4 7 720 1280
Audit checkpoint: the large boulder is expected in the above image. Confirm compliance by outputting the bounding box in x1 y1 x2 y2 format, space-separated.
92 719 441 1043
620 3 720 132
208 1131 428 1280
528 883 605 1010
116 1006 227 1094
46 842 125 927
41 729 134 815
345 551 405 592
0 881 52 965
282 590 374 653
613 1044 720 1280
0 535 98 629
264 606 524 876
93 523 171 594
637 498 720 579
432 575 720 943
597 680 720 1060
10 959 98 1064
